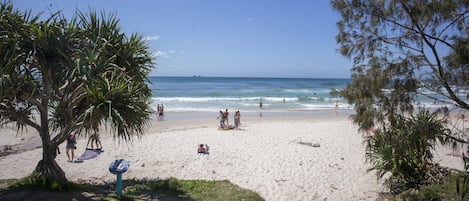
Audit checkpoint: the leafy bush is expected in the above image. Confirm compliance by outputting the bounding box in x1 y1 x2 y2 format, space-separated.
366 109 449 193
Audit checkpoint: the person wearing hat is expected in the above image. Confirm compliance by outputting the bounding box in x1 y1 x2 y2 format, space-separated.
66 133 77 162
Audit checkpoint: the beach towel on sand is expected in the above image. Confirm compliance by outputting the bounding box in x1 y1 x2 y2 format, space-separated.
217 126 234 130
77 148 103 161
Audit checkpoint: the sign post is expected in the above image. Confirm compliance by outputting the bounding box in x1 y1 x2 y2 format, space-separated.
108 159 129 198
116 173 122 197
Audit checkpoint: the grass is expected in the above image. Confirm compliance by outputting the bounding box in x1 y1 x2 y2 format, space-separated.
108 178 264 201
0 176 264 201
9 174 92 192
5 172 469 201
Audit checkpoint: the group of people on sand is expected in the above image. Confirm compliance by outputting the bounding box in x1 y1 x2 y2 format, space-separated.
64 132 103 162
217 109 241 129
156 104 165 120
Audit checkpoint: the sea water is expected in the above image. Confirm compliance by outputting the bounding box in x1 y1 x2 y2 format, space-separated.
148 76 467 114
148 76 350 113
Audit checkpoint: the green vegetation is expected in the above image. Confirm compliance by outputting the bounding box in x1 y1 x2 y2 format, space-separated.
0 1 153 182
331 0 469 197
366 110 450 192
380 172 468 201
0 177 264 201
456 158 469 201
112 178 264 201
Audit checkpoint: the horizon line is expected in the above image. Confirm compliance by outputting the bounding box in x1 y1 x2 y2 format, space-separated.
149 75 351 79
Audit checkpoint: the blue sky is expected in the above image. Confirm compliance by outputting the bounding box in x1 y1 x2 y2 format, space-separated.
12 0 352 78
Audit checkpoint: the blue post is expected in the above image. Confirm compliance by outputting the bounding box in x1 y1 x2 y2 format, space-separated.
109 159 128 198
116 173 122 198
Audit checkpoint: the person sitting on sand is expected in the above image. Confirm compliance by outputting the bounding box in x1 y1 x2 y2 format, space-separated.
66 133 77 162
86 133 102 150
197 144 209 155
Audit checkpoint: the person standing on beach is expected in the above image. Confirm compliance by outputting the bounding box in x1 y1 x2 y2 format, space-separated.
234 111 241 129
224 109 229 125
160 104 165 120
157 104 165 120
86 133 102 150
157 104 161 120
217 110 225 128
259 98 263 108
66 133 77 162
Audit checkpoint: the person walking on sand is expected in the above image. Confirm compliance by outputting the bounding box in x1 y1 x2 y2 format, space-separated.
66 133 77 162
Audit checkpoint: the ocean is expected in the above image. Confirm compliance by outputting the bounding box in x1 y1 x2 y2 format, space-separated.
147 76 467 120
148 76 351 113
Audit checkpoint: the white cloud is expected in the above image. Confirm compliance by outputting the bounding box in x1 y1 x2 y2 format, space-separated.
152 51 168 58
152 50 176 59
248 17 254 22
143 36 160 41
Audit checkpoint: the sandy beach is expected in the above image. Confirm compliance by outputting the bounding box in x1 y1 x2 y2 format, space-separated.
0 112 466 201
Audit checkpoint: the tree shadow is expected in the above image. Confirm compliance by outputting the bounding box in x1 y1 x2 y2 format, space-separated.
0 178 194 201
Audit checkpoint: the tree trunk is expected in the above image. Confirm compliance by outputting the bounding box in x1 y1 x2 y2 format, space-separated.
34 157 67 183
33 136 68 183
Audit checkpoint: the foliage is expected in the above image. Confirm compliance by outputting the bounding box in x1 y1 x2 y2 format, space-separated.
331 0 469 129
456 158 469 201
386 172 469 201
0 0 154 182
366 109 449 192
331 0 469 194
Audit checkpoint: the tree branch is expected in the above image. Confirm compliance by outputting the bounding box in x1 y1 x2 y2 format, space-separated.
402 3 469 110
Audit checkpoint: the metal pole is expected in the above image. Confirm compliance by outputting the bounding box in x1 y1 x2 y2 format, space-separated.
116 173 122 198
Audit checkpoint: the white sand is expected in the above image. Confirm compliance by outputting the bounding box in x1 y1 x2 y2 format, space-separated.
0 115 465 201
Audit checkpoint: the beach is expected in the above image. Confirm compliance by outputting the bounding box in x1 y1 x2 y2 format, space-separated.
0 111 466 201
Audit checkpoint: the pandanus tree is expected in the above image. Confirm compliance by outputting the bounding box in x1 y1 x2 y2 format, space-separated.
0 1 154 182
332 0 469 192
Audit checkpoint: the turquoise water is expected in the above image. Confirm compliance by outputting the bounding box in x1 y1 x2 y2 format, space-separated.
148 76 351 112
